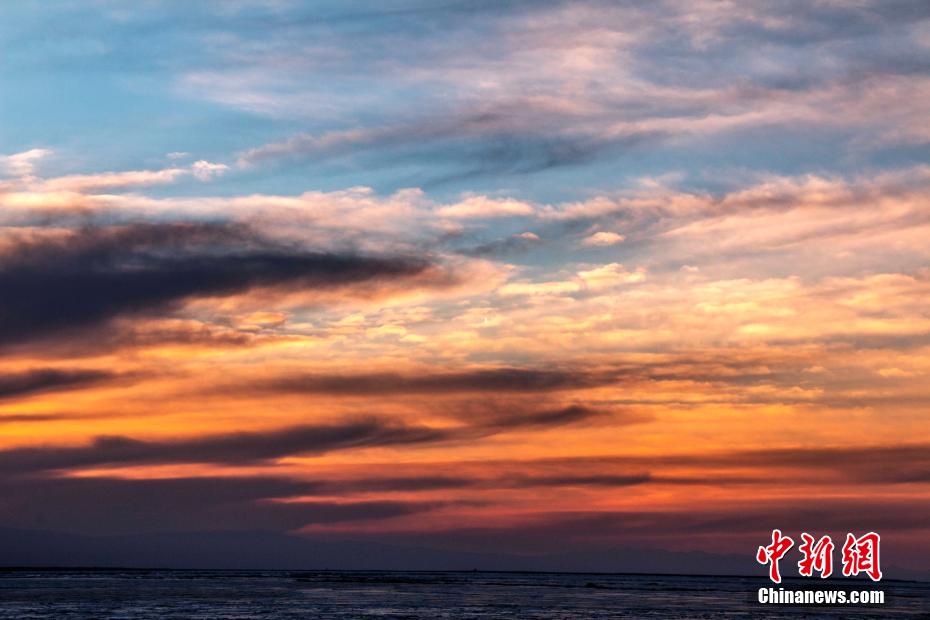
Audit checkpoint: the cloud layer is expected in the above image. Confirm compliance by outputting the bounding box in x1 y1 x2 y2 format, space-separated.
1 0 929 573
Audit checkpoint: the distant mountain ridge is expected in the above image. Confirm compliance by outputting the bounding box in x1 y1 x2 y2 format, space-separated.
1 528 927 581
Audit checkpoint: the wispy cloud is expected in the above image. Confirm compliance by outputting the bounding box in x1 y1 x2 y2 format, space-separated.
0 368 117 401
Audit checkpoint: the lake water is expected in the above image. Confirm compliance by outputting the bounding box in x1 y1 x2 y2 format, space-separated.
0 569 926 618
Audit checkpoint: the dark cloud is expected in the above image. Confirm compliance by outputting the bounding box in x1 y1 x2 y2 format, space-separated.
0 418 453 474
311 471 653 495
775 331 930 351
721 444 930 485
251 368 611 396
319 476 478 494
477 404 620 430
0 368 115 400
0 475 447 535
0 402 642 475
2 321 260 360
421 130 664 186
247 357 822 398
0 412 110 425
475 443 930 487
229 468 755 496
369 498 930 557
239 107 666 184
0 441 927 556
505 473 651 488
0 222 433 346
459 232 542 257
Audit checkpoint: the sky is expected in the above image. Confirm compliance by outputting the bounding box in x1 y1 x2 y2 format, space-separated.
1 0 930 574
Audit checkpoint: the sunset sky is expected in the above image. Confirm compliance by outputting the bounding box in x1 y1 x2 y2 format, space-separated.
2 0 929 573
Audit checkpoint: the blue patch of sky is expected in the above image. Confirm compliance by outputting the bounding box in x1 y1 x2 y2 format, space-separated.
2 0 927 205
